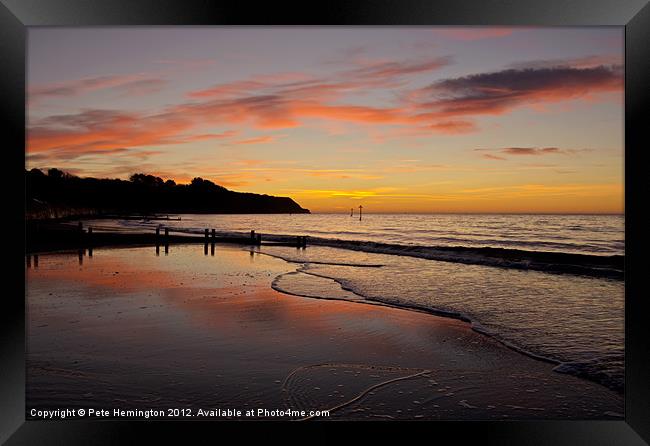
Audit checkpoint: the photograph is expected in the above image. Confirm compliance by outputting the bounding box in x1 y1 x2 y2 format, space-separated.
23 26 628 422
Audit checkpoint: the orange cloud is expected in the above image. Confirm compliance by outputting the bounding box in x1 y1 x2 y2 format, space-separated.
28 110 195 153
427 120 477 134
229 136 276 145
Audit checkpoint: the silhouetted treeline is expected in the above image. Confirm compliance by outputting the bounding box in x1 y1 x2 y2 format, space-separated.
26 169 310 219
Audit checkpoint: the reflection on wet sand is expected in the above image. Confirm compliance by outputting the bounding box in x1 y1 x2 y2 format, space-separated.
26 244 623 420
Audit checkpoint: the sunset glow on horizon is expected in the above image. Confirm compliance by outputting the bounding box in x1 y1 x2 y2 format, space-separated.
27 27 624 214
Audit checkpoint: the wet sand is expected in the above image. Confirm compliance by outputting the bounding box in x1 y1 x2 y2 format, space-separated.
26 244 623 420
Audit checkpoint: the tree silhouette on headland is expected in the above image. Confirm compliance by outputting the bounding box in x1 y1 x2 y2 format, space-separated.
26 169 310 219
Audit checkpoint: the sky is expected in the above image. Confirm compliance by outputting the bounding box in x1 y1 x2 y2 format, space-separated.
26 27 624 214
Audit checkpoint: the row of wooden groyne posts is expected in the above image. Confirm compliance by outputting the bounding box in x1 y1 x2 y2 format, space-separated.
63 222 307 248
71 222 309 248
156 225 309 248
26 222 309 267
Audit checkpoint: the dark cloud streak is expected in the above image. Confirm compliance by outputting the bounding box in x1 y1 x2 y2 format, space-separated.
476 146 594 160
418 64 622 117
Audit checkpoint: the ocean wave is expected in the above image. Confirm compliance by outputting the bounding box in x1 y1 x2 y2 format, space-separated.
272 266 623 393
301 237 624 280
249 249 385 268
88 219 624 279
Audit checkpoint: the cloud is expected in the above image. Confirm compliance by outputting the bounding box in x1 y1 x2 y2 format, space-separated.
27 56 622 164
428 120 476 134
417 64 623 118
28 109 197 154
432 28 515 41
29 74 167 102
476 146 594 160
188 73 315 99
481 153 507 160
182 55 454 129
188 80 272 99
174 93 422 131
26 146 165 180
25 54 459 160
508 54 623 70
341 56 453 83
502 147 562 155
228 135 276 145
27 146 133 162
180 131 238 142
187 55 452 104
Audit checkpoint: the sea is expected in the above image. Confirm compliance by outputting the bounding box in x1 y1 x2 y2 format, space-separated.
80 213 625 392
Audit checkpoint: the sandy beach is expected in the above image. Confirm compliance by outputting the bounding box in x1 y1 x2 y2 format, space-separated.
26 243 623 420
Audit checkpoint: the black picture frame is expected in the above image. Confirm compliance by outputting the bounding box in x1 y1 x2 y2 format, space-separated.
2 0 649 443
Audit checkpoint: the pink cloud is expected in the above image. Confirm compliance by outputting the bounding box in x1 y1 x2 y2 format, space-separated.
27 55 622 163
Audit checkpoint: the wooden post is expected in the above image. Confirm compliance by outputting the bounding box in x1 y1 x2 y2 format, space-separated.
250 230 256 241
155 226 160 256
256 233 262 245
210 243 215 256
164 228 169 255
211 229 216 241
205 228 209 241
78 221 84 245
359 205 363 221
